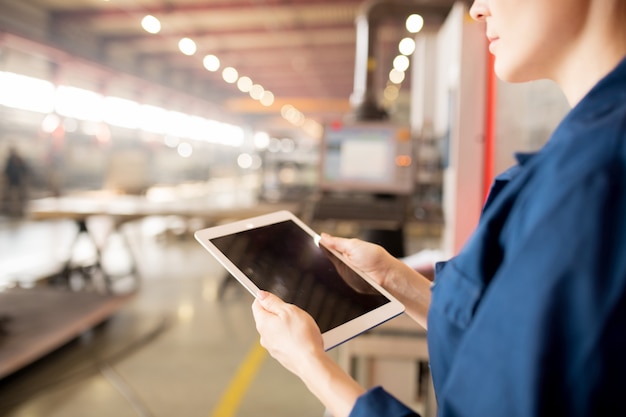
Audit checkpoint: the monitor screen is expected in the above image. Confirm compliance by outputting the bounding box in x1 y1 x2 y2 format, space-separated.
319 123 413 194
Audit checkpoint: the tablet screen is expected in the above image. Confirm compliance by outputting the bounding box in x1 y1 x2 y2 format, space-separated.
210 219 390 333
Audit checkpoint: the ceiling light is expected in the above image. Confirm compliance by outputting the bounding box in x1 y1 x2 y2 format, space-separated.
399 37 416 55
280 138 295 153
141 15 161 34
283 106 301 123
268 137 281 152
222 67 239 83
260 90 275 107
384 85 400 101
249 84 264 100
42 114 61 133
177 142 193 158
406 14 424 33
237 76 253 92
178 38 197 56
389 68 405 84
393 55 410 72
253 131 270 149
237 153 253 169
303 119 323 139
281 104 294 118
203 55 220 72
293 114 306 126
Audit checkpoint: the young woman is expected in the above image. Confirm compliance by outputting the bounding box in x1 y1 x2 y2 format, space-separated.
252 0 626 416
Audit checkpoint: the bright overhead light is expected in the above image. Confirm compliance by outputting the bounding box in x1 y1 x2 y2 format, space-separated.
203 55 220 72
177 142 193 158
237 76 253 92
0 71 55 113
399 37 416 55
254 131 270 149
393 55 410 72
281 104 294 118
384 85 399 101
222 67 239 83
55 85 103 121
138 104 169 134
303 119 323 139
406 14 424 34
249 84 264 100
141 15 161 34
389 68 405 84
178 37 197 56
260 90 275 107
42 114 61 133
103 96 140 129
282 106 305 125
237 153 253 169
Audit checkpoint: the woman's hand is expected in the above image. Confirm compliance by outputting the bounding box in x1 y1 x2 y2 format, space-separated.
251 290 366 417
251 290 324 376
320 233 395 288
320 233 432 329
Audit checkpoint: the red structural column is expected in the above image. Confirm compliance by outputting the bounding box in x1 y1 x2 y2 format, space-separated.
483 51 497 200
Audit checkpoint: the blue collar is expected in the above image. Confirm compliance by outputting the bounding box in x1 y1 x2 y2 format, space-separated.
549 55 626 146
514 152 537 166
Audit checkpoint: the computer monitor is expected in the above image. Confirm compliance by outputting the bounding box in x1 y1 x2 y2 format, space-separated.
319 122 414 195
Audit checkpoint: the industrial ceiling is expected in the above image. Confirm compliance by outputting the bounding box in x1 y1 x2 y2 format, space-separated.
0 0 458 136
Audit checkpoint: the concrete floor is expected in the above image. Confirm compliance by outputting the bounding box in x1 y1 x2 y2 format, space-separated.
0 211 440 417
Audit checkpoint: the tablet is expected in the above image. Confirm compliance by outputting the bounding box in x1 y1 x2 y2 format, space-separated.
194 210 405 350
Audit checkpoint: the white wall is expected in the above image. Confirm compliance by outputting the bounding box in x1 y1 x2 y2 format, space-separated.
436 2 487 256
410 32 437 136
495 80 569 174
415 2 568 256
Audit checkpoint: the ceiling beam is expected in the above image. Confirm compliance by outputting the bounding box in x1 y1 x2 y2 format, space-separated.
49 0 363 19
98 21 357 43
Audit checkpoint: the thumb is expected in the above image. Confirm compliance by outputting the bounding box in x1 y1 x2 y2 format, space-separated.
256 290 287 315
320 233 341 250
321 233 352 255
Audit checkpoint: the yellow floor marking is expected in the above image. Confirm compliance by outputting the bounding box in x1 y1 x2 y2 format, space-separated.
210 341 268 417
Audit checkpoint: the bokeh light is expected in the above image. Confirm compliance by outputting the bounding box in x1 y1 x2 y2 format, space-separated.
203 55 220 72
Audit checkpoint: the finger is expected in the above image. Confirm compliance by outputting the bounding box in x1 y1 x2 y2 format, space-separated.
320 233 349 252
251 298 264 316
258 336 267 349
251 298 270 323
256 291 288 315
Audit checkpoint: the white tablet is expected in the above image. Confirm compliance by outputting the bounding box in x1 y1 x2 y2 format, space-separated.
194 210 405 350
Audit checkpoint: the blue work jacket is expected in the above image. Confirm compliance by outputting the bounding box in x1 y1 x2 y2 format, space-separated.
350 56 626 417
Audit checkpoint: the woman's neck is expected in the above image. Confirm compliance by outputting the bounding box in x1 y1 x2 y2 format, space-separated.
557 50 625 107
554 2 626 107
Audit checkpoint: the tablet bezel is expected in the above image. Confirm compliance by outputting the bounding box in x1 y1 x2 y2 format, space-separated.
194 210 405 350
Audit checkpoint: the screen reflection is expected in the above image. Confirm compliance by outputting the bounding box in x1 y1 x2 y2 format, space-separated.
211 220 389 333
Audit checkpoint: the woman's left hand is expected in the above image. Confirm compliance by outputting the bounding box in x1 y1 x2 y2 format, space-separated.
251 290 325 377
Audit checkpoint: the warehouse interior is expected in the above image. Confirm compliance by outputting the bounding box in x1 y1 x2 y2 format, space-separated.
0 0 571 416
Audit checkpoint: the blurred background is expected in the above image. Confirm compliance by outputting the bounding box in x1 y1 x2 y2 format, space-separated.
0 0 570 416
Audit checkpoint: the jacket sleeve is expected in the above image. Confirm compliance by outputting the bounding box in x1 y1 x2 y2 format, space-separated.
349 387 420 417
432 166 626 417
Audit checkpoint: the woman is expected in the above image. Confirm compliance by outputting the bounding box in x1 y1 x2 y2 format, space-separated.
252 0 626 416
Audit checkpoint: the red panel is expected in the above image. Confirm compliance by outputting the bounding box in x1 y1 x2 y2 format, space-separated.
483 51 496 200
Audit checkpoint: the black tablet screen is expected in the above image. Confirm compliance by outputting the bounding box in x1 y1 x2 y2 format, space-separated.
210 220 390 333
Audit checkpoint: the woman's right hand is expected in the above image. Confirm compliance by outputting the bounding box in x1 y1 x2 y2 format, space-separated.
320 233 396 288
320 233 432 329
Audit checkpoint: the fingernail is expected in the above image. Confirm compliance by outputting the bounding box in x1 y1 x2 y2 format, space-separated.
257 290 268 300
